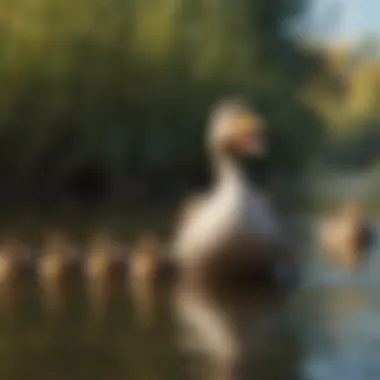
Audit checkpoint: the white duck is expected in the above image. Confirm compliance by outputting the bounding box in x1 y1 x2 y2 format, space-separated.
172 98 295 286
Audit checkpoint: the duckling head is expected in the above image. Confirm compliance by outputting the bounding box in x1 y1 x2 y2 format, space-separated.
133 233 158 256
207 98 266 158
89 231 113 257
44 230 71 256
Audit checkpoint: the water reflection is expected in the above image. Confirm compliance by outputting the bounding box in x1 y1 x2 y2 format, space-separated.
0 212 377 380
173 279 299 380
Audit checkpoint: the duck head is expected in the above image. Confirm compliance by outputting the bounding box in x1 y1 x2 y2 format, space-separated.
207 98 266 159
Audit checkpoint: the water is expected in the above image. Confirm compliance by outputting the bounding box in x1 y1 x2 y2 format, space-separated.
0 211 379 380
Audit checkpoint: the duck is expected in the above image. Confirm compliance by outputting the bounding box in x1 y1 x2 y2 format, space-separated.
171 98 296 288
38 231 77 313
0 238 28 313
0 239 24 286
84 231 116 315
129 232 159 326
84 231 115 282
318 200 377 270
39 231 77 282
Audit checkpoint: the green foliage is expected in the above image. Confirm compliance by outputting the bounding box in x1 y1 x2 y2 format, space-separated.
0 0 325 204
303 38 380 169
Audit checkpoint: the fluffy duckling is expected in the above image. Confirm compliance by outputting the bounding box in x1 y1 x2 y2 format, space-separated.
318 201 377 270
84 231 115 281
0 238 27 312
129 232 159 326
39 231 76 281
84 231 115 316
38 231 77 313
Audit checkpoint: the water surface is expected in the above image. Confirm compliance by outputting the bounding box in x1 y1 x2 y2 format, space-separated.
0 211 378 380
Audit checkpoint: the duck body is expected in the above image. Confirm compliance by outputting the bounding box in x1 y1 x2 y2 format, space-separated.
172 99 295 287
174 169 282 270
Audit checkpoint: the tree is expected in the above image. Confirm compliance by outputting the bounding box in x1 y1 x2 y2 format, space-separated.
0 0 326 206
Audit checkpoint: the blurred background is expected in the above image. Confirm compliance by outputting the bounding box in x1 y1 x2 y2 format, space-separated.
0 0 379 218
0 0 379 379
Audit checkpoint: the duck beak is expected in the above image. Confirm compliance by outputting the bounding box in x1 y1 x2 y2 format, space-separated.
231 113 267 156
232 130 266 156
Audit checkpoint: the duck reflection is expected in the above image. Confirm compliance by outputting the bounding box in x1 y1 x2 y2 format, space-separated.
172 279 297 380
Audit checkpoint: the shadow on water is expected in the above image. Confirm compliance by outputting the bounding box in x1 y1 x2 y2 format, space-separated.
0 210 378 380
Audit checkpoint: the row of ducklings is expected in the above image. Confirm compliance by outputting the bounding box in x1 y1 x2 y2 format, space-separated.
0 231 162 291
0 100 372 296
0 201 376 290
0 232 163 322
0 201 376 291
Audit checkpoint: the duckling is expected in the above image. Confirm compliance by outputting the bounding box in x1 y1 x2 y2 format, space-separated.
171 98 296 288
38 231 76 313
129 233 159 326
318 201 376 270
84 231 115 316
84 231 115 281
0 238 26 313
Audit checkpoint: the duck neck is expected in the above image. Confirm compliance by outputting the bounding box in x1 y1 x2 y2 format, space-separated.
211 151 250 190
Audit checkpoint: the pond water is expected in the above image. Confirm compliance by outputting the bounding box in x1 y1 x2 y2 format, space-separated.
0 210 379 380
